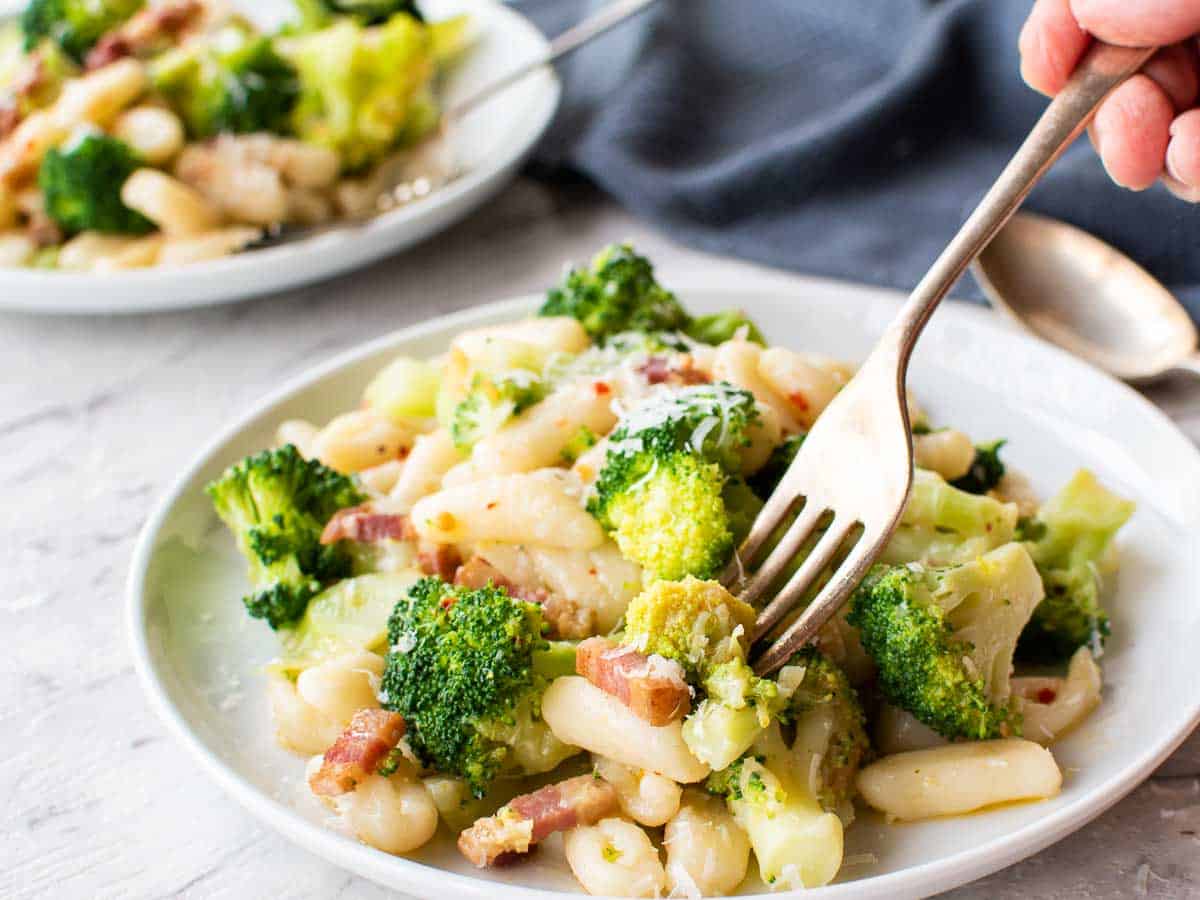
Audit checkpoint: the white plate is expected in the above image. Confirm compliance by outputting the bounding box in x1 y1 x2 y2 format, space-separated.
0 0 558 314
128 283 1200 899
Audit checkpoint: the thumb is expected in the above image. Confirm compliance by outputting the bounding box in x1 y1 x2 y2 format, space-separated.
1071 0 1200 46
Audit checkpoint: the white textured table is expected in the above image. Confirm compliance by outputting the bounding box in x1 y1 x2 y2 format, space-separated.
3 179 1198 900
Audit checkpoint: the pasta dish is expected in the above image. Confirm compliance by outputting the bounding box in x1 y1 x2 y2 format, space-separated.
206 244 1134 895
0 0 464 270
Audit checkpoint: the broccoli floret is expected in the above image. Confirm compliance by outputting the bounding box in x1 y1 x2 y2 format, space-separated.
207 444 365 629
588 382 759 580
849 542 1043 740
883 467 1018 565
280 12 438 171
539 244 691 342
152 24 299 138
684 309 765 346
379 577 578 796
293 0 423 28
20 0 142 62
746 432 804 498
1017 469 1135 662
949 439 1006 494
779 648 870 816
38 132 153 235
449 369 545 452
722 477 764 546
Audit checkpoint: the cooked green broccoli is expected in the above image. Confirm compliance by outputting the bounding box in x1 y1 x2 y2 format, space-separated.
882 468 1018 565
622 578 781 769
207 444 365 629
1017 469 1135 661
293 0 423 28
722 477 764 546
280 12 438 171
704 730 844 889
949 439 1006 494
559 425 597 464
379 577 578 796
848 542 1043 740
450 369 545 452
539 244 691 342
588 382 759 580
746 432 804 498
152 24 299 138
685 309 765 346
38 132 153 235
20 0 142 62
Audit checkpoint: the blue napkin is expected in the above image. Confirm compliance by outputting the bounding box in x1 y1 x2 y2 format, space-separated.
512 0 1200 321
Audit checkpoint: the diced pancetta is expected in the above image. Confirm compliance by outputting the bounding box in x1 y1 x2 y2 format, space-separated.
308 709 406 797
457 774 618 867
320 504 414 544
575 637 691 726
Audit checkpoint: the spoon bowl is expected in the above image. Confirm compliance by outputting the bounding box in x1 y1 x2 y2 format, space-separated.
971 212 1200 382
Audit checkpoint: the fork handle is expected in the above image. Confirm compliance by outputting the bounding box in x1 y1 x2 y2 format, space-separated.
883 41 1158 370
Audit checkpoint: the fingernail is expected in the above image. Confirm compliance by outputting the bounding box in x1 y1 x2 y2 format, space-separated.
1165 136 1187 185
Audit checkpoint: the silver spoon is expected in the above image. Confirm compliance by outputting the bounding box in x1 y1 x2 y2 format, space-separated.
971 211 1200 382
254 0 658 249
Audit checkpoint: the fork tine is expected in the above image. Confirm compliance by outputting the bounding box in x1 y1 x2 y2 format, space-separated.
752 530 882 676
737 500 828 607
751 513 856 637
718 487 802 588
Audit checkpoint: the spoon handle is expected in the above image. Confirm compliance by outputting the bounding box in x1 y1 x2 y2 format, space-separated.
883 41 1157 367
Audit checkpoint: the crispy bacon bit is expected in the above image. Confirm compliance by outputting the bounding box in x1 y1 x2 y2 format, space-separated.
418 543 462 580
320 504 413 544
458 774 618 867
576 637 691 725
0 103 19 140
26 209 63 248
85 0 204 69
454 555 548 602
637 356 711 386
309 709 406 797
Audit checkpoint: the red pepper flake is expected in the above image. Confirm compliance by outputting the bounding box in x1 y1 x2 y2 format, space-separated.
587 568 597 576
787 392 810 412
593 382 611 396
486 501 498 510
440 596 457 610
1036 687 1057 704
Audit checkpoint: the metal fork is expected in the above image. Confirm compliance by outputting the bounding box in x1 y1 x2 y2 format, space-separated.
731 40 1157 676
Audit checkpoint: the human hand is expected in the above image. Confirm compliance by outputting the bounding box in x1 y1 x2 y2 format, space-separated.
1019 0 1200 199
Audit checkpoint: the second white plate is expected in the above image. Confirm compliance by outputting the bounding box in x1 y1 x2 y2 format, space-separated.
129 283 1200 898
0 0 559 314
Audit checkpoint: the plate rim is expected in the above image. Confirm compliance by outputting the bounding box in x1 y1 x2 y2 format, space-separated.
126 286 1200 899
0 0 561 315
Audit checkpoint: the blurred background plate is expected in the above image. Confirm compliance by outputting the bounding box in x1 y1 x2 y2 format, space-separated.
128 284 1200 899
0 0 559 314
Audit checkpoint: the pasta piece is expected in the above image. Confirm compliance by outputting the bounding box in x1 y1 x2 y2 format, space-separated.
308 763 438 855
411 470 606 550
309 409 416 474
0 231 35 266
913 429 975 481
121 169 221 236
757 345 843 429
541 677 710 783
741 402 782 474
57 232 141 270
857 739 1062 822
286 187 333 226
267 673 345 755
593 755 682 827
357 459 405 496
51 58 147 129
563 818 667 898
175 142 288 226
0 111 68 185
294 651 384 727
389 429 460 511
711 339 802 433
156 227 260 264
111 106 184 166
471 541 642 636
91 234 164 270
664 789 751 898
1012 647 1102 745
443 380 619 486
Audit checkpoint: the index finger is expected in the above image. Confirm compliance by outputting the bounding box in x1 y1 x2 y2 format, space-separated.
1020 0 1092 96
1071 0 1200 47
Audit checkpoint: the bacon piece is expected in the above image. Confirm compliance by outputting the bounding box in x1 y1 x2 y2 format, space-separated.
637 356 712 387
576 637 691 726
309 709 406 797
458 774 618 867
454 555 548 603
418 543 462 580
85 0 204 69
320 504 413 544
